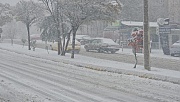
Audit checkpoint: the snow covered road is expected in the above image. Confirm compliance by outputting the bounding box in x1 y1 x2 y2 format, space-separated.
0 49 180 102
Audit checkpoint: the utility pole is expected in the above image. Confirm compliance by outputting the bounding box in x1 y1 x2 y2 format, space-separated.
143 0 151 71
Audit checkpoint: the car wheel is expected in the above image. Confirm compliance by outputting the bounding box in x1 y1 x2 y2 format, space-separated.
170 53 174 56
98 49 103 53
86 49 89 52
74 50 80 54
80 41 85 45
111 51 115 54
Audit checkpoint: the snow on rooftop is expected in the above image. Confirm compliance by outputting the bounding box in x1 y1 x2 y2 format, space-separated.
121 21 158 27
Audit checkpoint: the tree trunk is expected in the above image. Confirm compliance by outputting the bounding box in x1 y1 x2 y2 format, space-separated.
61 24 66 56
57 29 62 55
143 0 151 71
61 37 66 56
65 29 72 55
71 26 77 58
26 23 31 50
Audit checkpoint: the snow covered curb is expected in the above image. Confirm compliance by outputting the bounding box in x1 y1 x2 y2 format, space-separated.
0 45 180 85
63 61 180 85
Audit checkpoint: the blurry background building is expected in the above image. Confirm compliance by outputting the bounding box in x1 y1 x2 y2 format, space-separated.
76 0 180 49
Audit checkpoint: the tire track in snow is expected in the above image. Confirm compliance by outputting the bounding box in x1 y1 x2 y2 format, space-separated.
0 49 180 102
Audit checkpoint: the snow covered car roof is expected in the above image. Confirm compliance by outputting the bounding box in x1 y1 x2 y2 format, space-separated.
93 38 119 46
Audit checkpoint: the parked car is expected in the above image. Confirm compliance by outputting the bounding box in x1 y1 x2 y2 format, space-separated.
84 38 119 54
170 40 180 56
30 34 41 40
50 39 81 54
76 35 92 45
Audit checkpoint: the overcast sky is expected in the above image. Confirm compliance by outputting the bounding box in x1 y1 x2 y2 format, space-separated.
0 0 38 6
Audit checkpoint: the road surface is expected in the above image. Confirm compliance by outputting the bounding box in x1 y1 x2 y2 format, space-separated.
0 48 180 102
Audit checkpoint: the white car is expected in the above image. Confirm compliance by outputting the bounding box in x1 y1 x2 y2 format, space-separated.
50 39 81 54
76 35 91 45
170 40 180 56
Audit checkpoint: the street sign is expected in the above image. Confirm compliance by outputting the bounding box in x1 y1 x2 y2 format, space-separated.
159 27 171 34
157 18 165 26
157 18 170 26
157 18 171 55
158 27 171 55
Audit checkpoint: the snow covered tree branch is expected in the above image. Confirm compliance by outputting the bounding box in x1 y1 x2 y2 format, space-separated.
15 0 44 50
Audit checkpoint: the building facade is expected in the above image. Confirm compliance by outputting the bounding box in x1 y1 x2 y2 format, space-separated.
168 0 180 23
76 0 180 47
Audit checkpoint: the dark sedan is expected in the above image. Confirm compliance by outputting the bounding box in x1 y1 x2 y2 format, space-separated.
84 38 119 54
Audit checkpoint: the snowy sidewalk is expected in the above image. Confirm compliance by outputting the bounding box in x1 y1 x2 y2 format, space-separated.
58 53 180 85
0 43 180 84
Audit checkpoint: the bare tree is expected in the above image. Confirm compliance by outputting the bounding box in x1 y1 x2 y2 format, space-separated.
40 0 64 55
2 20 17 45
39 0 121 58
62 0 122 58
15 0 44 50
0 3 12 26
0 3 13 39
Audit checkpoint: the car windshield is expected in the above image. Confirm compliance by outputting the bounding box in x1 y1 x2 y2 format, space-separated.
102 38 118 45
82 36 91 39
92 39 101 43
76 35 91 39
